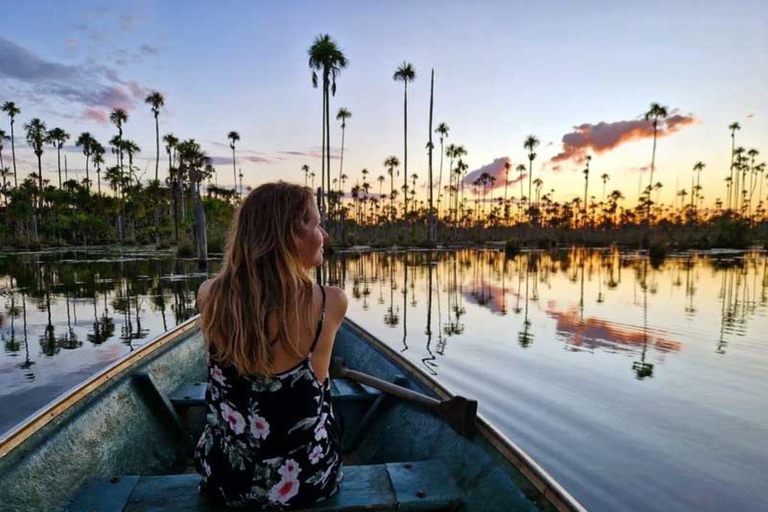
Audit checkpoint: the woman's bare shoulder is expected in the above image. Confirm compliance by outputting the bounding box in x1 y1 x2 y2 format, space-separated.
322 285 348 323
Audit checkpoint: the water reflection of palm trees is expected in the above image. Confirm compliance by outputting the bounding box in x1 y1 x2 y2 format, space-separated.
518 253 535 348
3 247 767 386
383 252 399 328
443 252 465 339
422 255 438 375
632 259 654 379
1 251 209 370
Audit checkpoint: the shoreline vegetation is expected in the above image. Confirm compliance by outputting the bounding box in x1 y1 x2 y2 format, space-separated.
1 35 765 260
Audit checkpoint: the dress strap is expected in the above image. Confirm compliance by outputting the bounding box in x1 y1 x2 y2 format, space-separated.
309 285 326 354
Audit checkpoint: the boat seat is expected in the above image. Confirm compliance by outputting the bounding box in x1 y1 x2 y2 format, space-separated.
168 378 382 408
68 460 461 512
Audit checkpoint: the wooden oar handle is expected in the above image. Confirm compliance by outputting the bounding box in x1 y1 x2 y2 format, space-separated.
342 367 441 408
330 357 478 436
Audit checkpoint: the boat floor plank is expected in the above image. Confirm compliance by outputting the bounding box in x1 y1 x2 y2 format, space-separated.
67 476 140 512
81 461 459 512
386 460 460 511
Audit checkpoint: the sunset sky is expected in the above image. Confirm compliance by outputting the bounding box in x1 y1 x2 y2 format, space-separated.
1 0 766 207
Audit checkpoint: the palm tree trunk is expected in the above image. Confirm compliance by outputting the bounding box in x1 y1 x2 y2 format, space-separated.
338 125 345 208
403 82 408 218
37 155 43 208
438 142 445 220
231 146 237 196
729 134 735 210
390 173 394 223
428 69 435 241
194 185 208 264
154 115 160 182
325 80 332 226
57 147 62 189
584 176 589 227
320 86 326 222
10 122 17 188
504 173 508 226
528 158 533 222
85 154 90 188
648 122 657 221
173 182 180 244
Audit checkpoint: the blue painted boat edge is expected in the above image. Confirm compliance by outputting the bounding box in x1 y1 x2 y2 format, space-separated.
341 316 589 512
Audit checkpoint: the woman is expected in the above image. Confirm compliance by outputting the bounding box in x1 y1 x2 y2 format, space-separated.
195 182 347 509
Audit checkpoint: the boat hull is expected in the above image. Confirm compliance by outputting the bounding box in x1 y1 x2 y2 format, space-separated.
0 317 586 512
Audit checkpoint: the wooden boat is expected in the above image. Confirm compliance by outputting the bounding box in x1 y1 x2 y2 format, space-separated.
0 317 587 512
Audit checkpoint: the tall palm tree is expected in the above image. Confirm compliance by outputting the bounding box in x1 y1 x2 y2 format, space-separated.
728 122 741 210
435 122 449 216
336 108 352 206
228 131 240 196
109 108 128 182
523 135 540 220
47 127 70 189
145 91 165 182
747 148 759 217
123 140 141 185
1 102 20 187
449 144 467 222
309 34 348 221
0 166 9 207
601 173 610 203
583 155 591 226
92 141 105 194
644 102 669 216
163 133 179 172
393 62 416 217
384 156 400 222
516 164 526 223
75 132 95 189
0 129 8 188
503 160 511 224
693 161 705 219
302 164 310 186
24 118 47 208
733 146 745 213
177 139 212 262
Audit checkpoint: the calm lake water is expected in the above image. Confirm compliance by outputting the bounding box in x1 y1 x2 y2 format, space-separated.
1 247 766 512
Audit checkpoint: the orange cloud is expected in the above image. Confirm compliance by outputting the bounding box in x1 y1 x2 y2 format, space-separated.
550 112 697 165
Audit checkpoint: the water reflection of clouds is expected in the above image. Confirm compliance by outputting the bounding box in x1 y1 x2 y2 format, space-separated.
545 304 683 355
461 283 508 315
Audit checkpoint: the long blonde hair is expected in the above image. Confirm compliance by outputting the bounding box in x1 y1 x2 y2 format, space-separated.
200 182 316 376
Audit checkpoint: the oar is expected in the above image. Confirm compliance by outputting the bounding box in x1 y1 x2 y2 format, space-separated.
330 357 477 436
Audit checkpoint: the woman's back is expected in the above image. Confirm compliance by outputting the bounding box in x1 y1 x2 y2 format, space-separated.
193 182 347 509
195 283 346 509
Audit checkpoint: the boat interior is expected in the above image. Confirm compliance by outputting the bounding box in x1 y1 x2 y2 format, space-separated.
0 318 570 512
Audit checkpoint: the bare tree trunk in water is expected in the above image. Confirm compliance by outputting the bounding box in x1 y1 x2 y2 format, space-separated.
194 186 208 264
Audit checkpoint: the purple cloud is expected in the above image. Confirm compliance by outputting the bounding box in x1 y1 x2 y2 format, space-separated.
0 36 153 114
462 157 520 190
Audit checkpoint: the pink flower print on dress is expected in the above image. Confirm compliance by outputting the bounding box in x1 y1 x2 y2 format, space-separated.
278 458 301 479
308 445 324 465
211 365 226 386
249 413 270 440
220 402 246 435
268 474 300 505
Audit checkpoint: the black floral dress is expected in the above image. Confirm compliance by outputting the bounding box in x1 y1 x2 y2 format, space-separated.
194 286 343 509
